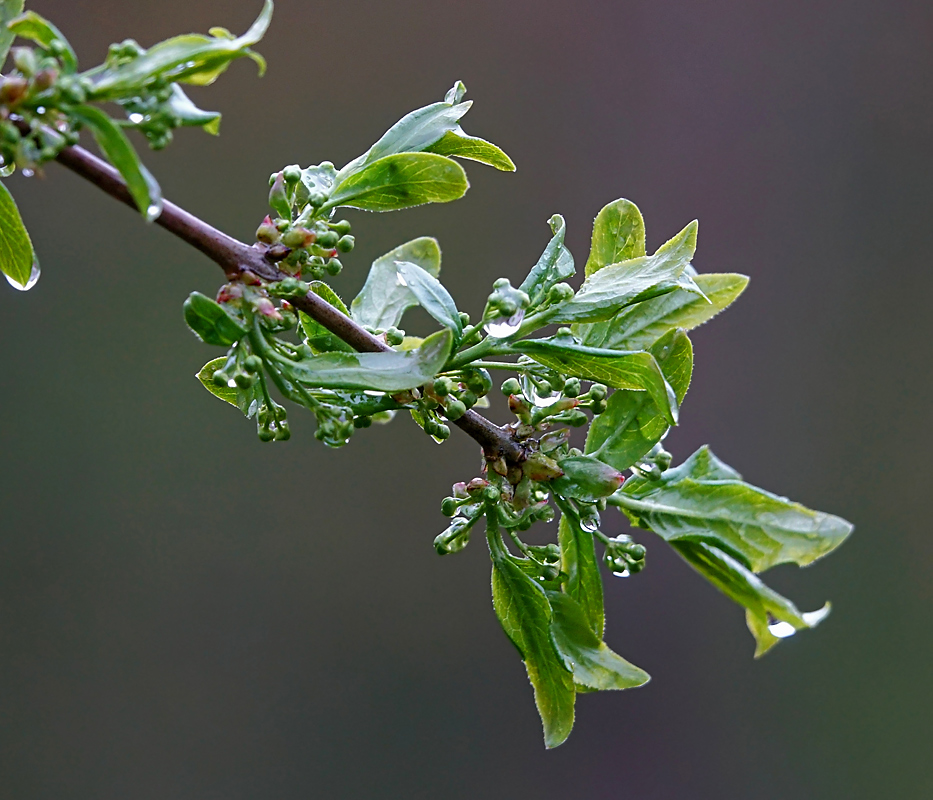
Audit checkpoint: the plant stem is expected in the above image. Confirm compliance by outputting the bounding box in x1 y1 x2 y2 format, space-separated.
49 140 525 463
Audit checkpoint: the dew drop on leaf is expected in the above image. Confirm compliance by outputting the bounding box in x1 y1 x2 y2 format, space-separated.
612 568 631 578
767 620 797 638
5 261 40 291
484 309 524 338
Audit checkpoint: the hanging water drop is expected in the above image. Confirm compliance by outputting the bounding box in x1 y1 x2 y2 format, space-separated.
612 568 631 578
4 261 40 291
35 106 46 115
580 515 599 533
532 389 561 407
21 168 34 178
146 203 162 222
767 620 797 638
128 113 145 124
227 378 238 388
484 309 524 338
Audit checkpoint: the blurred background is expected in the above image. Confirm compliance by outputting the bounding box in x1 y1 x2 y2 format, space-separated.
1 0 930 797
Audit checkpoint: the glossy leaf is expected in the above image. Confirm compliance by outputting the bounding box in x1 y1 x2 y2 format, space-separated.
579 272 749 351
513 336 679 425
183 292 248 346
196 357 259 416
395 261 462 339
550 221 703 323
546 591 650 691
8 10 77 72
0 0 24 66
584 198 646 278
0 179 37 290
550 455 625 502
322 152 468 213
425 129 515 171
612 446 854 572
555 497 605 638
86 0 271 99
297 162 337 205
272 328 453 392
69 105 162 220
489 533 575 748
518 214 575 308
164 85 221 134
672 539 831 657
351 237 442 330
299 281 355 354
586 329 693 471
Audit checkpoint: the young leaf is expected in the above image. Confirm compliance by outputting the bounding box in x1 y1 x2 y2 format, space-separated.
68 105 162 220
0 179 38 291
395 261 462 339
550 220 702 324
321 152 468 213
585 329 693 471
85 0 272 100
489 532 576 748
584 198 646 278
549 455 625 502
8 10 78 72
424 129 515 171
183 292 248 346
518 214 575 308
611 446 855 573
337 80 514 182
196 357 259 416
270 328 453 392
299 281 355 354
0 0 25 66
554 497 605 638
671 539 831 658
579 272 749 351
513 336 679 425
545 591 650 691
164 85 222 134
350 237 442 330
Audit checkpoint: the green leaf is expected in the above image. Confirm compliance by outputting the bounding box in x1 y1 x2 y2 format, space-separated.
549 455 625 502
585 329 693 471
550 220 702 324
545 591 650 691
337 80 514 183
298 282 355 354
579 272 749 351
322 152 468 213
85 0 272 100
196 357 259 416
164 85 221 134
395 261 462 339
424 129 515 171
350 237 442 330
489 533 575 748
68 105 161 220
513 336 679 425
271 328 453 392
183 292 248 346
671 539 831 657
0 179 37 290
518 214 575 308
555 497 605 638
8 10 77 72
584 198 646 278
0 0 24 67
612 446 855 573
296 162 338 205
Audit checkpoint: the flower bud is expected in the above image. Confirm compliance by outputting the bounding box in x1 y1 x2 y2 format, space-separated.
566 409 588 427
244 355 263 373
274 422 291 441
316 230 339 248
325 258 342 276
256 215 280 244
0 76 28 105
550 455 624 501
466 478 489 497
434 518 471 555
282 227 315 248
562 377 581 398
385 326 404 346
445 399 467 421
433 377 451 396
336 235 355 253
460 390 478 409
501 377 521 396
212 370 230 387
12 48 37 77
283 165 302 184
330 219 352 235
258 425 275 442
522 453 564 482
441 497 460 517
464 368 493 396
452 482 469 499
547 282 574 303
589 383 608 401
268 172 291 219
234 372 255 389
434 423 451 440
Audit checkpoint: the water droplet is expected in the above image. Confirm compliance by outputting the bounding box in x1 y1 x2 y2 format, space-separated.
484 309 525 338
227 379 238 388
612 568 631 578
532 390 561 407
767 620 797 639
395 272 408 287
36 106 46 115
145 203 162 222
21 168 34 178
4 261 40 291
580 516 599 533
128 112 145 124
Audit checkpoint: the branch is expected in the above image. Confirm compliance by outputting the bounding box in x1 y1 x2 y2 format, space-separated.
51 141 525 463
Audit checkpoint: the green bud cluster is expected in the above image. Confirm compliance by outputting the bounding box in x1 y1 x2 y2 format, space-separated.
603 534 647 577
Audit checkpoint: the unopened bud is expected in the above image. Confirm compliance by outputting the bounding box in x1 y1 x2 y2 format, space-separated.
501 377 521 396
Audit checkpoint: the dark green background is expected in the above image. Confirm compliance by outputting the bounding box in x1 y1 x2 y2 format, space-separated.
1 0 930 797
